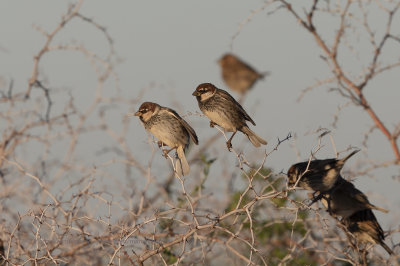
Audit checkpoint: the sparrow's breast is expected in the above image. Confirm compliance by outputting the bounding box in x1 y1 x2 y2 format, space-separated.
148 114 189 148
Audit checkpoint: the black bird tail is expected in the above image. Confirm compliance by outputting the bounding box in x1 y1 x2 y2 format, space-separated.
339 149 360 165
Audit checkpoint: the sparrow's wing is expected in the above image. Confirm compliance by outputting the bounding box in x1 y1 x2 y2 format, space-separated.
217 88 256 126
237 60 265 79
350 187 371 205
310 158 338 168
351 209 385 242
161 107 199 145
293 159 337 176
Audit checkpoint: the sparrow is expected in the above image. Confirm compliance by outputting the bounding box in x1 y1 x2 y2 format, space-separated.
218 53 268 94
192 83 267 150
342 209 394 255
287 150 359 193
133 102 198 177
320 176 389 219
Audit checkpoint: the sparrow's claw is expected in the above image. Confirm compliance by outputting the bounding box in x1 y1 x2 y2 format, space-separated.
157 141 164 148
307 193 323 207
162 149 169 158
226 141 232 151
209 121 216 128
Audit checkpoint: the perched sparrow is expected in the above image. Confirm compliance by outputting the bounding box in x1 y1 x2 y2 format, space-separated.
192 83 267 150
218 53 268 94
320 177 389 219
342 209 393 255
287 150 359 193
133 102 198 176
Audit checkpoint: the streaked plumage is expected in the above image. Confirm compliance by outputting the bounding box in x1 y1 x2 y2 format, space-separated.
192 83 267 150
134 102 198 176
218 53 268 94
342 209 393 255
287 150 359 192
320 177 388 219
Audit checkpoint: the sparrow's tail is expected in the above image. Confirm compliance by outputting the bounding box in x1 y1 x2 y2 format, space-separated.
371 204 389 214
175 146 190 177
340 149 360 165
241 126 267 147
380 241 394 255
259 71 270 79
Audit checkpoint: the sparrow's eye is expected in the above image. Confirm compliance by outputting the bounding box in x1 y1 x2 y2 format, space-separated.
199 88 206 93
141 108 148 113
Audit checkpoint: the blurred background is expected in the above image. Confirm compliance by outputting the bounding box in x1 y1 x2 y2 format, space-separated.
0 0 399 264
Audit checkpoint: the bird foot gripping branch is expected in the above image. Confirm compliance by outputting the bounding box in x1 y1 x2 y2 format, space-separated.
162 148 172 159
193 83 267 151
133 102 198 176
226 140 233 151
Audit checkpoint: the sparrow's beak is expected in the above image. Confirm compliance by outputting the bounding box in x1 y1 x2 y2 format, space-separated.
192 91 200 96
126 111 141 117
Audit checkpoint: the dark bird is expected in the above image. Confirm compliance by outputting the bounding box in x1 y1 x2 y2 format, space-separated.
320 177 389 219
218 53 268 95
342 209 394 255
192 83 267 150
133 102 198 176
287 150 360 193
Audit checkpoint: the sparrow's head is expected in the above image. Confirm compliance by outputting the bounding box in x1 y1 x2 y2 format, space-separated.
134 102 160 122
218 53 237 66
287 164 301 187
192 83 217 101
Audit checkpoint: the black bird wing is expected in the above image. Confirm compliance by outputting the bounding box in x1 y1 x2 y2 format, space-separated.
289 159 338 187
293 153 358 181
348 209 385 241
293 158 337 176
162 107 199 145
217 88 256 126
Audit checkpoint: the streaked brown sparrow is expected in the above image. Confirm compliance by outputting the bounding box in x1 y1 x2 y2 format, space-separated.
192 83 267 150
133 102 198 176
320 176 388 219
218 53 268 95
287 150 359 193
342 209 393 255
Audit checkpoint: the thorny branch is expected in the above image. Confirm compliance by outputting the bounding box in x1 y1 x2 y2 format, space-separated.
279 0 400 163
0 1 398 265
